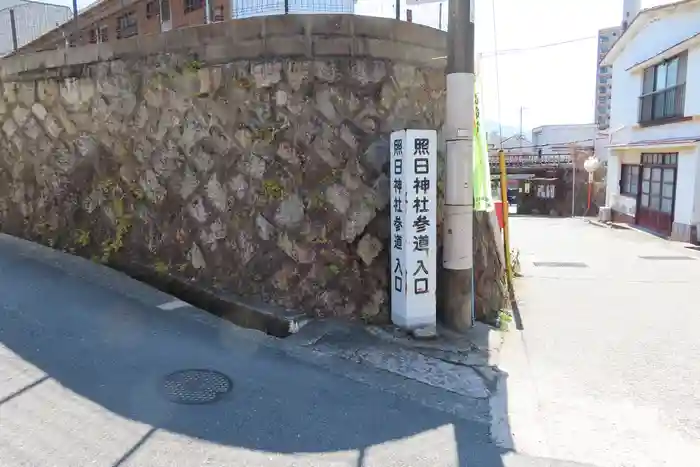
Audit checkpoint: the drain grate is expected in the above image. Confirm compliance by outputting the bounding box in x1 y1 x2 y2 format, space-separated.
533 262 588 268
638 255 695 261
162 369 232 405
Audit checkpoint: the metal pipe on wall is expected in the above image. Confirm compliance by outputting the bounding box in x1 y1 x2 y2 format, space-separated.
72 0 78 45
9 9 18 52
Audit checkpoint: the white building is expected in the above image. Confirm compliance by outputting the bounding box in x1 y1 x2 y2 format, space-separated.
233 0 355 18
0 0 71 57
531 124 603 163
487 133 535 159
595 27 620 130
595 0 641 130
602 0 700 242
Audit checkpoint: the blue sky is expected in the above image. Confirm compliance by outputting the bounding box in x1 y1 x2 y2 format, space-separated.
54 0 677 131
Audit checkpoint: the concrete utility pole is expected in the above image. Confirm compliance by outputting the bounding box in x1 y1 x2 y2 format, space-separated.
443 0 475 331
519 106 524 153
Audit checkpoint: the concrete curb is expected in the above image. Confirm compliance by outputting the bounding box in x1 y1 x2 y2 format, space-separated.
0 233 309 337
584 219 611 229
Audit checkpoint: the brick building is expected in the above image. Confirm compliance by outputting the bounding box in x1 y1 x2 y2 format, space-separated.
20 0 229 52
20 0 355 53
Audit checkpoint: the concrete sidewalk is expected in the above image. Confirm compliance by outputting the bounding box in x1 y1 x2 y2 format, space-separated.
500 217 700 467
286 320 506 426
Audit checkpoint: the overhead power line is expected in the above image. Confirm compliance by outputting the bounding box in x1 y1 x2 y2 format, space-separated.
480 35 597 57
432 33 596 61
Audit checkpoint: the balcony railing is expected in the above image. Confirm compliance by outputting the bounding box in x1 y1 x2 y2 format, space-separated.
638 83 686 125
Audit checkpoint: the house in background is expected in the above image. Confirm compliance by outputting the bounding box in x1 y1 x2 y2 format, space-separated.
487 133 534 158
19 0 356 53
531 123 601 163
0 0 71 56
602 0 700 242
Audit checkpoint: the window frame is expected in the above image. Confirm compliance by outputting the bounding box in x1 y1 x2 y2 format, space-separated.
161 0 171 22
536 184 556 200
639 52 687 124
116 11 138 39
184 0 204 14
620 164 640 197
146 0 158 19
88 25 108 44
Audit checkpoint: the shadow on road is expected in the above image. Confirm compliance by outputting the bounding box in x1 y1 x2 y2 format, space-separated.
0 240 516 466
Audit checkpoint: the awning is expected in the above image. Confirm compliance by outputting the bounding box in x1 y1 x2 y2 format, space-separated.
608 137 700 151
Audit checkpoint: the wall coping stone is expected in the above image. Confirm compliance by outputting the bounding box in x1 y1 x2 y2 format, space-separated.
1 15 447 82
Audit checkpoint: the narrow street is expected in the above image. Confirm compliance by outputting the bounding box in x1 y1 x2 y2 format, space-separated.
0 234 495 467
0 233 591 467
500 217 700 467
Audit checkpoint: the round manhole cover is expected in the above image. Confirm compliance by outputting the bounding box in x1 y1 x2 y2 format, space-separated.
162 369 232 405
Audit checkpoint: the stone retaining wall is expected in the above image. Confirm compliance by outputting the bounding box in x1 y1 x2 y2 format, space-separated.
0 15 446 321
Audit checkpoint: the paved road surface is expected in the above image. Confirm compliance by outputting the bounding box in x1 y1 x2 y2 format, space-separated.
0 234 590 467
501 218 700 467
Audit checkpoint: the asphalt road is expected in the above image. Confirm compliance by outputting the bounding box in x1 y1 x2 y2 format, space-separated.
502 217 700 467
0 233 589 467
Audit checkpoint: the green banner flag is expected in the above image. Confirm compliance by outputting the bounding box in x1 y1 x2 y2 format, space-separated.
473 79 494 212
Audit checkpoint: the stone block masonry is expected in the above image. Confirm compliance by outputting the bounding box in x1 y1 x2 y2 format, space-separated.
0 15 446 322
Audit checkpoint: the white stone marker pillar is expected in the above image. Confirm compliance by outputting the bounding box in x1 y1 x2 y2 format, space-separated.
390 129 438 329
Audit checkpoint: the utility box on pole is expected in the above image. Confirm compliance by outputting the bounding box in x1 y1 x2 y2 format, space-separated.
442 0 476 331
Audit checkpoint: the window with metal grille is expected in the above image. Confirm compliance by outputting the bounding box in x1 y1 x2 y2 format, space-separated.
88 26 108 44
116 12 137 39
639 52 687 124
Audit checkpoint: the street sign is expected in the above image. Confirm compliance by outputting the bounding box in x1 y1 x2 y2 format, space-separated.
390 129 438 330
